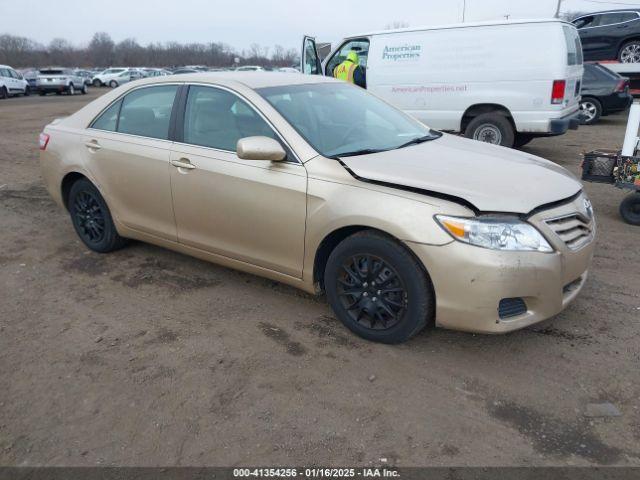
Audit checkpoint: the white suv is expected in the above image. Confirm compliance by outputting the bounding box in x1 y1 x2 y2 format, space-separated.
0 65 30 99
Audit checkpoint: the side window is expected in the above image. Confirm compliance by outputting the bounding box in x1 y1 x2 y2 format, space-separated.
0 68 10 78
620 12 639 23
9 70 19 79
117 85 178 140
183 86 278 152
91 99 123 132
573 16 595 29
597 13 625 26
325 39 370 78
303 38 321 74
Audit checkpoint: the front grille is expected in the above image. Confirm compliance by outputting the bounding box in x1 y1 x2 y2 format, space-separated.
545 214 593 251
498 298 527 319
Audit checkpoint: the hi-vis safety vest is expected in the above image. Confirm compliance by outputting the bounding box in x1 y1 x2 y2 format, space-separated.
333 60 357 83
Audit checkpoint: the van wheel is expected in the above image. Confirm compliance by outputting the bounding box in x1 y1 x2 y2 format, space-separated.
465 113 515 148
580 97 602 125
324 231 434 344
620 193 640 226
514 134 535 149
619 41 640 63
68 179 128 253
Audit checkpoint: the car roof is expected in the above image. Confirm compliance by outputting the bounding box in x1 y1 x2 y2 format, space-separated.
132 71 338 89
345 18 573 39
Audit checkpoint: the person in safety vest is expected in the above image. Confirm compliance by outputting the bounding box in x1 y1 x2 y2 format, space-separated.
332 51 366 88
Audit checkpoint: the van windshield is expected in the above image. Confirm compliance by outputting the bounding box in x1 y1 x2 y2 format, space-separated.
563 26 583 66
257 83 440 158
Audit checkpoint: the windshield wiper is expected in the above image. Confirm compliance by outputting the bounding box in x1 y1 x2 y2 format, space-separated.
395 134 438 150
329 148 387 159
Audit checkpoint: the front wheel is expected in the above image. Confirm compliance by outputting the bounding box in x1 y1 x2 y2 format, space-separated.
620 193 640 226
23 86 30 96
619 41 640 63
68 84 75 95
580 97 602 125
464 113 515 148
68 179 128 253
92 79 102 87
324 231 434 344
0 87 7 100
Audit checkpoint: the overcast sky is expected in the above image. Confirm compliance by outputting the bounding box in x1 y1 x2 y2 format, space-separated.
2 0 640 51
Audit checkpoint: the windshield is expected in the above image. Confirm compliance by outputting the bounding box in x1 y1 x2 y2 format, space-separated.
257 83 439 158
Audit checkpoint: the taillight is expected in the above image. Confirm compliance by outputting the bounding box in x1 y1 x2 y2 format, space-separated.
551 80 566 104
39 132 50 150
615 79 629 93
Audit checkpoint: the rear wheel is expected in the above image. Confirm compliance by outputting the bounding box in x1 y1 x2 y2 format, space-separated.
68 179 128 253
23 86 30 96
464 113 515 148
580 97 602 125
81 84 88 95
324 231 434 344
109 80 118 88
619 41 640 63
620 193 640 226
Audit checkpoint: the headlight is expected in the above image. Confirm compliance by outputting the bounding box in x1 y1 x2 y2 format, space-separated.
435 215 553 252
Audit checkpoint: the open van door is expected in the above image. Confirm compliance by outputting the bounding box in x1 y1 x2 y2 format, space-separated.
301 36 322 75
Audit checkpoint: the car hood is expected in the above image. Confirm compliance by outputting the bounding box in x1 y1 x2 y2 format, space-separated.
339 133 582 214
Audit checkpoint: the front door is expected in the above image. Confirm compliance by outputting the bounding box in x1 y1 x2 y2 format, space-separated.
301 36 323 75
169 85 307 278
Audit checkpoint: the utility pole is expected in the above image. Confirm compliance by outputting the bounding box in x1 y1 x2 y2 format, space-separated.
462 0 466 22
555 0 565 19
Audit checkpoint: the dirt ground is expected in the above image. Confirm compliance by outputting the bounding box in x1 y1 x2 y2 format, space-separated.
0 89 639 468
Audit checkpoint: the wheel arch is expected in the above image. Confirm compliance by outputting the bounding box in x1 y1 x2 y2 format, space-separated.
61 171 89 211
460 103 516 133
312 225 430 293
617 36 640 57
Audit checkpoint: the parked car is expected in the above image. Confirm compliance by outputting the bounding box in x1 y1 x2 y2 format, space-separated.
91 68 129 87
580 63 632 125
0 65 30 98
20 69 39 89
74 69 94 86
572 10 640 63
302 19 583 148
36 68 87 96
278 67 300 73
235 65 265 71
143 68 171 77
172 68 200 75
38 73 595 344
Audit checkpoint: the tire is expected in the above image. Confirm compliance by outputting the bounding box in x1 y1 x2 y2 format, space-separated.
324 231 434 344
619 40 640 63
513 134 535 149
68 178 128 253
39 91 46 96
109 80 118 88
0 87 7 100
23 86 30 96
68 84 75 96
464 113 515 148
580 97 602 126
81 84 87 95
93 79 102 87
619 192 640 226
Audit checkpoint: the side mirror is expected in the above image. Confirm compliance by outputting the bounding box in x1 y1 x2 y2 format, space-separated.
237 136 287 162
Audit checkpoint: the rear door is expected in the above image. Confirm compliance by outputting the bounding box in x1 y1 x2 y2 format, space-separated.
562 25 583 111
301 36 323 75
85 84 180 240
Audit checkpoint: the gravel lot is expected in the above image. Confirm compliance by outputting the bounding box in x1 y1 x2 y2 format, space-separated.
0 89 639 467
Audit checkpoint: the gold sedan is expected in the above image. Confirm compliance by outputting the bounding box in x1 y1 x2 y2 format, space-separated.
39 72 595 343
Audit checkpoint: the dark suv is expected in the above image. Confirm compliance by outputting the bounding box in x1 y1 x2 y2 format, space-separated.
573 10 640 63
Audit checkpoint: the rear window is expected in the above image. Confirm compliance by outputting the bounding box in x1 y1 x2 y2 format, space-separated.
40 69 65 75
563 26 583 66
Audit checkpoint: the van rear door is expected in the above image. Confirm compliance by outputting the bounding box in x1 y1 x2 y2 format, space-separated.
301 36 322 75
562 25 584 111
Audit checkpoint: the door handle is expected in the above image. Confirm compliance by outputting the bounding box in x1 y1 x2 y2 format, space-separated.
170 158 196 170
85 140 101 151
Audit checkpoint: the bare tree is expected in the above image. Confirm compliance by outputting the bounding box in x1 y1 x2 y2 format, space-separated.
88 32 114 67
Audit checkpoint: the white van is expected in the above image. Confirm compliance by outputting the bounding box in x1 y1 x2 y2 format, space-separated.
302 19 584 148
